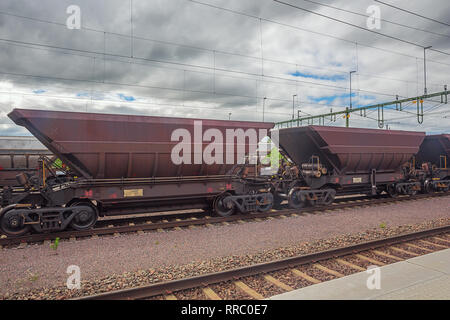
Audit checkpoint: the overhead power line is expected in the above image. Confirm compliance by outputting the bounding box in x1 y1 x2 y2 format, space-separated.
1 39 445 108
3 71 365 111
0 2 448 118
276 90 449 128
2 4 450 72
273 0 450 56
0 90 294 117
4 38 445 89
300 0 450 39
1 39 359 96
0 10 356 77
2 70 373 110
1 37 418 100
374 0 450 27
186 0 450 65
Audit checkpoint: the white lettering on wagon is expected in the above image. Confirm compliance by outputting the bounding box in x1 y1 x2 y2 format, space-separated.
170 121 280 172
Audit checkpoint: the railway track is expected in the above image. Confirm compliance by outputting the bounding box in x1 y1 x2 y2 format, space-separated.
79 224 450 300
1 191 448 247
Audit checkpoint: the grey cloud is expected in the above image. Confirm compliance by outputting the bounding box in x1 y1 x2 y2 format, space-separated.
0 0 449 133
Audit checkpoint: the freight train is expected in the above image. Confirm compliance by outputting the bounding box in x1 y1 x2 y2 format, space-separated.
0 136 52 188
0 108 448 237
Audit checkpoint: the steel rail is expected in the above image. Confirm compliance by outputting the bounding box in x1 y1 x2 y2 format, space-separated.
79 224 450 300
1 192 448 247
81 193 383 228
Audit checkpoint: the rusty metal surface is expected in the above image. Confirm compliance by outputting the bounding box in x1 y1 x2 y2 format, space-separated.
278 126 425 174
417 134 450 167
8 109 274 179
0 169 34 188
0 137 51 187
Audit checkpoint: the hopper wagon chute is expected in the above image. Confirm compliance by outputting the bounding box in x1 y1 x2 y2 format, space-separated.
416 134 450 191
416 134 450 170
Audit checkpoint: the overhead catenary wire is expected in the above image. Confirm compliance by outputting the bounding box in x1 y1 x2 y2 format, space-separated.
277 89 450 128
0 90 295 117
186 0 450 66
299 0 450 39
0 10 355 75
7 69 445 127
1 37 425 102
1 3 449 96
3 2 450 65
4 9 450 84
273 0 450 56
3 37 443 90
1 71 368 111
374 0 450 28
2 65 446 120
0 1 448 126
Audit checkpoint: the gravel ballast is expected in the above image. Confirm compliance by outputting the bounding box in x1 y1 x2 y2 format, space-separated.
0 195 449 299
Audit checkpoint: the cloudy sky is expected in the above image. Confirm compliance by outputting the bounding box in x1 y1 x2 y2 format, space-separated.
0 0 449 135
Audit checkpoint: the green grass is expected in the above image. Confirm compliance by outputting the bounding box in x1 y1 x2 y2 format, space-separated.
28 272 39 282
50 237 60 251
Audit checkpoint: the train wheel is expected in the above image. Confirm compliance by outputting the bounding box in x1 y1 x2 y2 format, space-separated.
308 198 317 207
257 193 274 212
272 194 284 209
322 191 335 206
423 181 433 194
214 193 235 217
288 189 306 209
69 203 98 231
387 184 398 198
0 207 31 236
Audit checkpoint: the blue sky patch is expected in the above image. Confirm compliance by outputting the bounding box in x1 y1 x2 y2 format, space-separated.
33 89 46 94
289 71 346 82
118 93 136 101
359 94 376 101
309 93 356 104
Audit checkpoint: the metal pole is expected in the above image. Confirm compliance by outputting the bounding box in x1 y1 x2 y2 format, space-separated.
262 97 267 122
345 107 349 127
292 94 297 119
228 113 231 120
424 46 432 95
349 71 356 110
350 74 352 110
